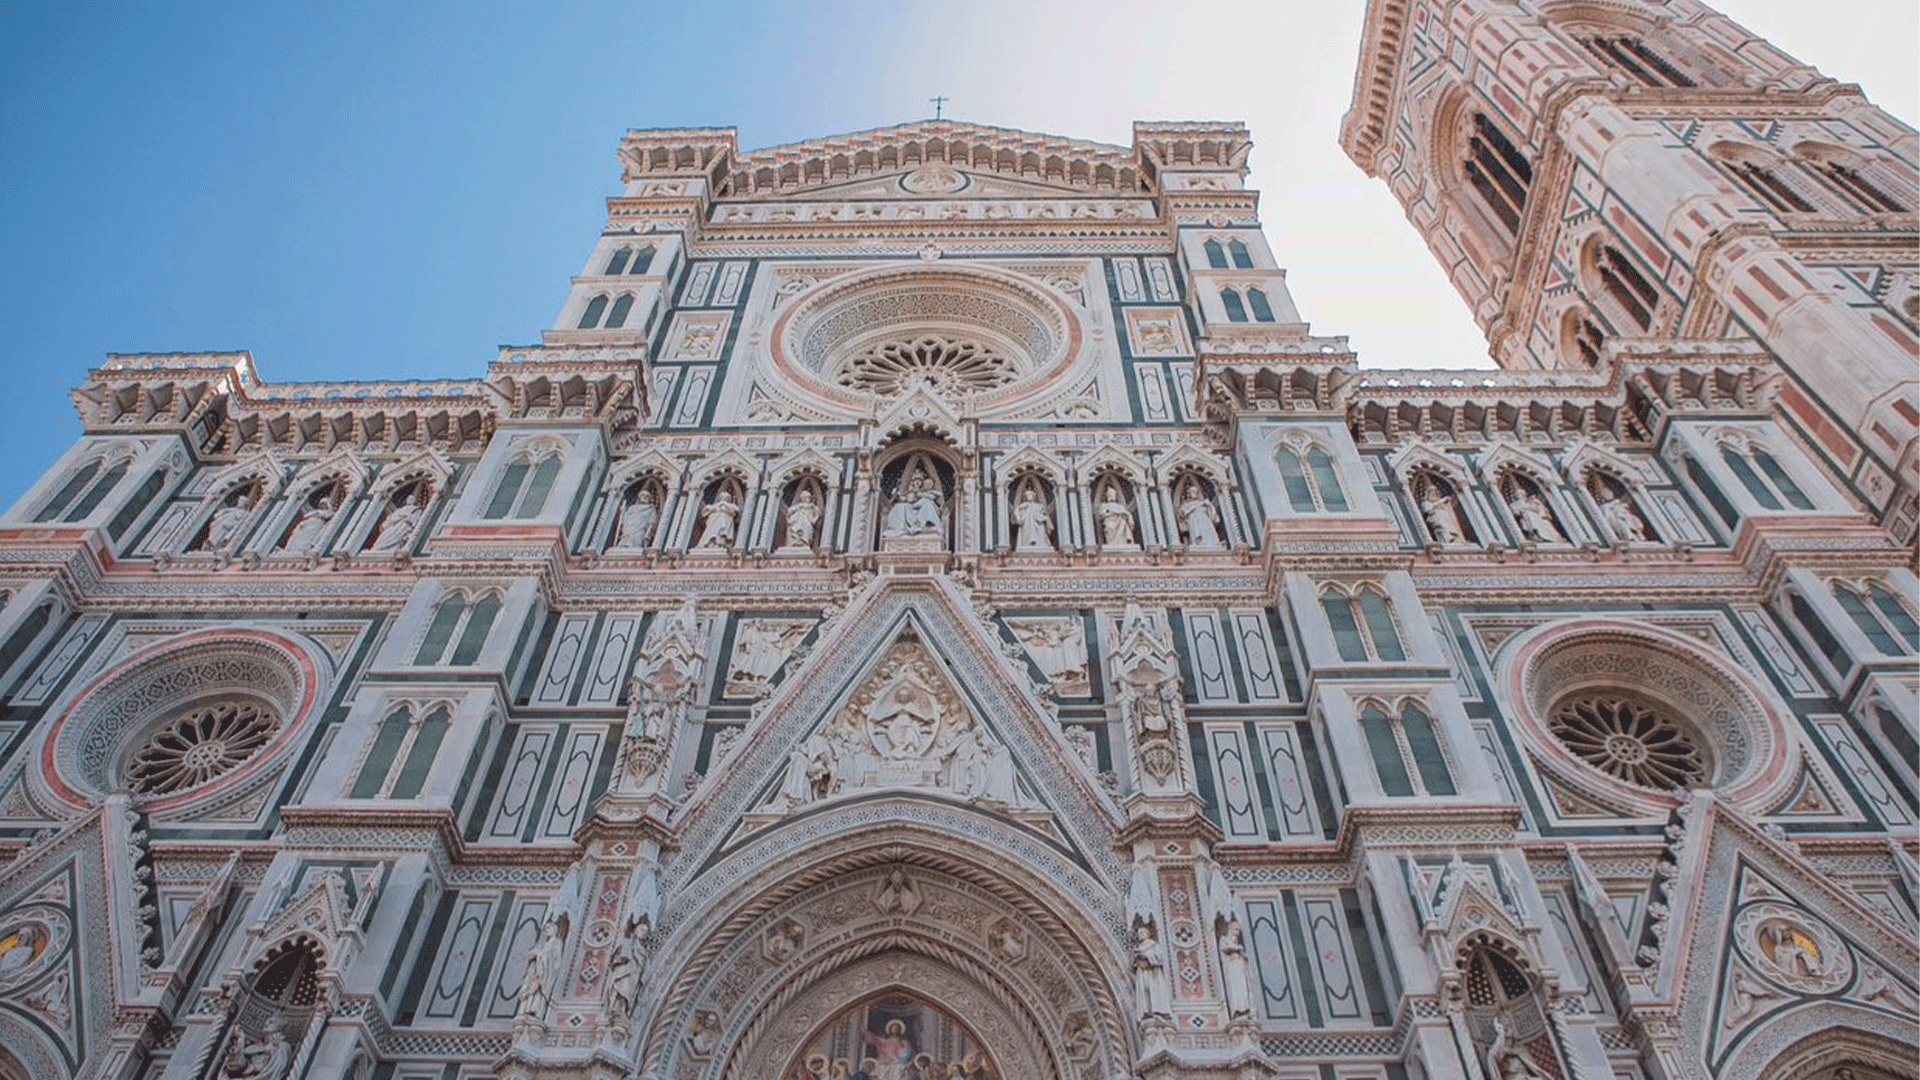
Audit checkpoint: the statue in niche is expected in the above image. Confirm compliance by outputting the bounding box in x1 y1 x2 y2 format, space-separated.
1507 482 1564 544
203 489 257 554
696 484 741 549
1131 921 1171 1018
279 486 339 554
1217 912 1252 1017
881 462 945 540
1595 484 1649 544
611 486 659 551
1012 484 1054 552
219 1019 291 1080
1484 1018 1551 1080
1417 481 1466 546
369 485 427 553
779 485 822 554
516 911 566 1024
1177 479 1222 548
602 934 641 1032
1095 480 1136 547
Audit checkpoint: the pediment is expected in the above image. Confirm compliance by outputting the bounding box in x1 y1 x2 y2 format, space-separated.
1659 797 1919 1064
670 576 1124 889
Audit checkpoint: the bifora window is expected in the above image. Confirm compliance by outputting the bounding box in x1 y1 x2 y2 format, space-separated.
126 698 281 795
1547 693 1705 790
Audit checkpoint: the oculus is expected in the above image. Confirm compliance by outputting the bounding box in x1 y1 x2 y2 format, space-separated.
836 334 1020 399
1546 693 1705 791
127 698 281 796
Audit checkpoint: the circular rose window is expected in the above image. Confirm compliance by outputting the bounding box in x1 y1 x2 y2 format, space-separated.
836 334 1020 397
1547 693 1706 791
127 699 281 796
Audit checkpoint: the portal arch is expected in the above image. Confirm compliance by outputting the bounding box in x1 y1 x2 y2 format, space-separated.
638 810 1133 1080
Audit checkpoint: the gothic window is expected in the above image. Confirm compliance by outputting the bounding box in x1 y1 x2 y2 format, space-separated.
1276 442 1349 513
484 447 564 519
629 246 656 274
605 293 635 329
1684 456 1740 527
349 703 452 799
1229 239 1254 268
1320 584 1405 662
1789 592 1852 676
1595 245 1660 331
1833 581 1919 653
577 294 610 329
1461 943 1534 1007
33 459 98 522
1873 703 1918 774
1719 440 1814 511
605 248 632 275
126 698 282 796
1203 239 1228 269
414 591 500 666
1247 287 1276 322
1577 34 1696 87
1221 287 1248 322
1358 700 1454 796
1797 147 1911 213
1711 145 1817 213
1567 312 1606 367
0 604 52 687
1464 112 1532 235
106 467 167 540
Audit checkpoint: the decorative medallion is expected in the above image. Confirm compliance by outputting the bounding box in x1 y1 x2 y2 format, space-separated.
0 908 68 990
1733 902 1852 995
901 164 966 194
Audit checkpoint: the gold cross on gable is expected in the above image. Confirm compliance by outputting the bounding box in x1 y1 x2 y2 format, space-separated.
929 96 949 120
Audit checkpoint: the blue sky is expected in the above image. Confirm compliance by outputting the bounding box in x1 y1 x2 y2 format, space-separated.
1 0 1913 505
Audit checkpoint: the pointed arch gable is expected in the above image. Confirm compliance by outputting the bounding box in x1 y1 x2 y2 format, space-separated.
286 450 370 498
1157 443 1231 483
201 453 284 500
996 444 1069 482
1474 441 1559 487
1388 442 1472 488
688 448 757 487
605 447 679 489
1077 444 1146 483
668 577 1124 895
765 446 840 487
368 448 453 497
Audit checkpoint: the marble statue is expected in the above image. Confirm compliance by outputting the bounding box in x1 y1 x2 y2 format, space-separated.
1012 486 1053 552
1418 488 1464 546
1097 486 1136 547
204 493 255 553
1509 489 1564 544
697 487 740 548
1217 913 1252 1017
1600 492 1649 543
1131 923 1171 1018
369 491 426 553
220 1020 291 1080
279 494 334 553
613 488 659 550
882 469 945 539
780 486 822 553
1178 485 1221 548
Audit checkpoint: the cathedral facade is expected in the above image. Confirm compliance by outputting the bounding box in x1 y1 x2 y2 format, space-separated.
0 2 1915 1079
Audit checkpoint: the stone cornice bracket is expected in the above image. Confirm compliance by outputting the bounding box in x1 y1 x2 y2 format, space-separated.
487 344 651 433
1337 0 1410 174
1192 345 1356 442
1132 120 1253 178
617 126 738 184
70 350 250 443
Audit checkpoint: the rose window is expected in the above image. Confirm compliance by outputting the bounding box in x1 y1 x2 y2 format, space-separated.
835 335 1019 398
126 700 281 795
1547 694 1705 791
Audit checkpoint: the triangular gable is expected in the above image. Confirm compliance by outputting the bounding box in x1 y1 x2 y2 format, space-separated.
1657 797 1919 1070
668 576 1123 887
0 797 143 1078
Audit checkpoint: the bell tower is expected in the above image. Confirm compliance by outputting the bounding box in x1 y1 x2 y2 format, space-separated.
1341 0 1920 540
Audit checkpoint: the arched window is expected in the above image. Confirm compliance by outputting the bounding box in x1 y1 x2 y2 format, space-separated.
1464 113 1533 235
1570 313 1606 367
1220 288 1248 322
1228 239 1254 268
0 604 53 686
1834 582 1919 653
1684 456 1739 527
1203 239 1227 269
629 246 656 274
1798 148 1910 213
1789 592 1851 675
484 449 564 519
605 293 635 329
1875 703 1918 774
605 248 632 275
1247 287 1276 322
577 294 609 330
1320 584 1406 663
1275 444 1350 513
1720 441 1814 511
1596 245 1659 330
1712 145 1817 213
59 457 130 523
1577 34 1695 87
350 704 453 799
1358 700 1454 796
33 460 99 522
414 592 500 666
